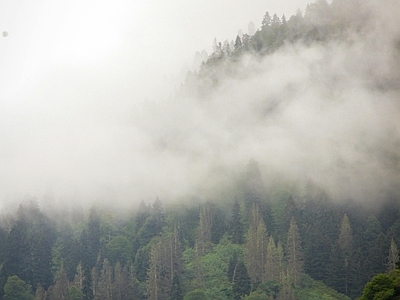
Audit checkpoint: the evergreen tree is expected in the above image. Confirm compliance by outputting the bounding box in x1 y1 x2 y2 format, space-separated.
338 213 353 295
73 263 84 291
245 203 268 285
3 275 34 300
30 228 53 290
362 216 385 283
262 12 272 27
265 236 284 282
96 259 112 300
67 286 84 300
230 199 244 244
50 266 69 300
387 238 398 273
82 266 93 300
0 214 31 289
196 204 213 256
277 270 295 300
34 285 46 300
232 261 251 300
85 208 101 269
285 217 303 286
234 36 242 51
170 275 184 300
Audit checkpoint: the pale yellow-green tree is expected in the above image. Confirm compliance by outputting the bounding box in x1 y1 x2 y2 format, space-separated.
147 228 183 300
338 213 353 295
245 203 268 284
73 263 84 291
387 238 398 273
196 203 213 256
96 258 113 300
265 236 284 282
49 266 69 300
277 270 295 300
34 284 47 300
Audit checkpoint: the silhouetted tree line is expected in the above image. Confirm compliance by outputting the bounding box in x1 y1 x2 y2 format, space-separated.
180 0 370 98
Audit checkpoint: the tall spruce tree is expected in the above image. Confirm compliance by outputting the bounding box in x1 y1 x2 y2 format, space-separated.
230 200 244 244
232 261 251 300
285 217 303 286
245 203 268 285
387 238 398 273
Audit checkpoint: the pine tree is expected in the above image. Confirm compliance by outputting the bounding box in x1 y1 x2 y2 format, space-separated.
147 238 162 300
96 259 112 300
50 266 69 300
82 266 93 300
362 216 385 283
146 232 180 300
3 275 34 300
285 217 303 286
230 200 244 244
73 263 84 291
338 213 353 295
387 238 398 273
113 262 123 300
245 203 268 285
31 228 53 290
262 11 272 27
196 204 213 256
0 214 31 289
277 270 295 300
34 285 46 300
232 261 251 300
265 236 284 282
234 36 242 51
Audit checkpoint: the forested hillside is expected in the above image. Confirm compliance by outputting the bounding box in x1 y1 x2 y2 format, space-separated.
0 160 399 300
1 0 400 299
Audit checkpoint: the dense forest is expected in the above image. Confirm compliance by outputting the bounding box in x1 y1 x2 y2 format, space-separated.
1 0 400 299
0 159 399 300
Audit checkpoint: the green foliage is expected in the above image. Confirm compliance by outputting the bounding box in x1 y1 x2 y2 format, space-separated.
243 291 269 300
230 200 244 244
232 261 251 300
3 275 34 300
67 285 84 300
358 271 400 300
106 235 132 266
298 275 350 300
184 289 208 300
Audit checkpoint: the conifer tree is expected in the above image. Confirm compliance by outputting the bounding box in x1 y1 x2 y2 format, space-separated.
232 261 251 300
50 266 69 300
73 263 84 291
285 217 303 286
96 259 112 300
245 203 268 285
338 213 353 295
277 270 295 300
196 204 213 256
82 266 93 300
230 199 244 244
387 238 398 273
265 236 284 282
34 284 46 300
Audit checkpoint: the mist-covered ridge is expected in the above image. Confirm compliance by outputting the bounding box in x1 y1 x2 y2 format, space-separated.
134 0 400 204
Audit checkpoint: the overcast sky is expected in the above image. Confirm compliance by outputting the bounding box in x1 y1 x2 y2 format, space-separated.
0 0 313 100
0 0 316 206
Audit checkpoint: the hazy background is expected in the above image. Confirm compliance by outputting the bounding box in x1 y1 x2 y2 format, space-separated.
0 0 399 209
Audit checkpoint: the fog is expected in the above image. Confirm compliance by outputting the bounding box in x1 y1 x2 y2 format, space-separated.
0 0 399 209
